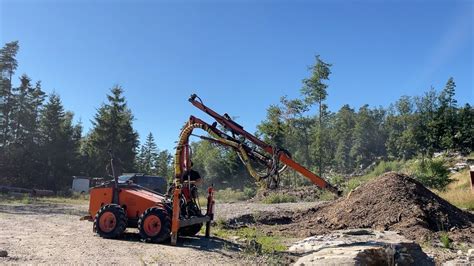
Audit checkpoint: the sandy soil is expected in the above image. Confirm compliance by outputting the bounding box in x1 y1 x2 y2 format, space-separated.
0 201 316 264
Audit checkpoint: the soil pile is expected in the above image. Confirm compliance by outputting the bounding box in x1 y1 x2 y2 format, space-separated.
277 172 474 241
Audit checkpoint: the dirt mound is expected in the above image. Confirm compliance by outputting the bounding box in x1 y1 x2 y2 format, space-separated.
280 172 474 241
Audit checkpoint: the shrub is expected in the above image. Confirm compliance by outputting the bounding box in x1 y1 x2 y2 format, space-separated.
214 188 247 203
243 186 256 199
330 175 345 187
262 193 297 204
439 232 451 248
410 158 451 191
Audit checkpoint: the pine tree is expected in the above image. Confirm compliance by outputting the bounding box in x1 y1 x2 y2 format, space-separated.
350 105 387 168
414 88 439 156
136 132 159 174
301 55 331 176
256 105 287 148
39 94 81 190
155 150 172 178
438 77 457 150
0 41 20 147
84 86 138 176
386 96 418 159
455 104 474 153
334 105 356 173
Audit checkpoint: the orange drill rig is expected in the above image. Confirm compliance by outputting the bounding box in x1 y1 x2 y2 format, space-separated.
86 94 339 245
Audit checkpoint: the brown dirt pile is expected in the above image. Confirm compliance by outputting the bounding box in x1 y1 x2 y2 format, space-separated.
268 172 473 242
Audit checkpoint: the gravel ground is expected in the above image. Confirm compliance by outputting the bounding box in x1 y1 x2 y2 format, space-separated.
215 201 320 221
0 200 317 264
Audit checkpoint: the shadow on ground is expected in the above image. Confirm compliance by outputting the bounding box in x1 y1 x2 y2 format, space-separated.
0 203 87 216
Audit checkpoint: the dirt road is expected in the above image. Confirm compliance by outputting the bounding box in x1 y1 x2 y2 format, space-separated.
0 201 317 264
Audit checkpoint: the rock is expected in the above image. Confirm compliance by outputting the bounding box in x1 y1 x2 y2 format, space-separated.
0 250 8 257
443 257 472 266
290 229 433 266
468 249 474 257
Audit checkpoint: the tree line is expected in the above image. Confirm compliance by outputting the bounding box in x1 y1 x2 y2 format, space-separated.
1 41 472 191
255 56 473 182
0 41 172 191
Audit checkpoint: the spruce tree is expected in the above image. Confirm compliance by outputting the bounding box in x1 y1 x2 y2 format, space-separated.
39 94 81 190
136 132 159 174
85 86 138 176
0 41 20 146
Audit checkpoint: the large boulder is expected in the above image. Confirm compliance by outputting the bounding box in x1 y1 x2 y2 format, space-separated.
290 229 433 266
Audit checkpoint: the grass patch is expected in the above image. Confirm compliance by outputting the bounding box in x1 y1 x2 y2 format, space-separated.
435 169 474 210
439 232 451 248
318 190 337 201
214 188 248 203
213 226 286 254
343 160 406 194
262 193 297 204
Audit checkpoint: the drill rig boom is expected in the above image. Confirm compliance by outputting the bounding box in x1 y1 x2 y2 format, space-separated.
174 94 339 195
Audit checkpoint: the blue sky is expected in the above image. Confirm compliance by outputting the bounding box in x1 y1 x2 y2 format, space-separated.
1 0 473 151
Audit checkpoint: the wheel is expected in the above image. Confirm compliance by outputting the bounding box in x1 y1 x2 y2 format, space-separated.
179 223 203 236
93 204 127 239
138 207 171 243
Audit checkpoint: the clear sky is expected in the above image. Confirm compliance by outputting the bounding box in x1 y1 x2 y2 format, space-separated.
1 0 473 152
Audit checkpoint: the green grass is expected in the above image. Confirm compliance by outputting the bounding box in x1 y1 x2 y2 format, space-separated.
435 169 474 210
261 193 297 204
439 232 451 248
213 226 286 254
214 188 249 203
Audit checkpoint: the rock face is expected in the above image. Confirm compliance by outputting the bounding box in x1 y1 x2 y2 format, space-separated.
290 229 433 266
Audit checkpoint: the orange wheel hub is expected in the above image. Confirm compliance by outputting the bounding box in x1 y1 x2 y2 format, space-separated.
144 215 161 237
99 212 116 233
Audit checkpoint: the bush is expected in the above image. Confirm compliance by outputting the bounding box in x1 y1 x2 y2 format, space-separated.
330 175 345 187
439 232 451 248
262 193 297 204
214 188 247 203
369 161 405 178
243 186 256 199
410 158 451 191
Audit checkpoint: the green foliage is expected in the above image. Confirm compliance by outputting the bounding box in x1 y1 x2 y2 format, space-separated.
439 232 451 249
318 190 336 201
343 160 405 193
243 186 257 199
329 174 345 187
82 86 139 177
262 193 297 204
135 133 172 178
1 42 473 196
409 158 451 190
213 227 286 254
214 188 248 203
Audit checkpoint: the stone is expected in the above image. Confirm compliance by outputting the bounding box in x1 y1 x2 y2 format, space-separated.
0 250 7 257
290 229 433 266
468 249 474 257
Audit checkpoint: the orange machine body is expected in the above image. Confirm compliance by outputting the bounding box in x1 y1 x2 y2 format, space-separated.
89 186 167 219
